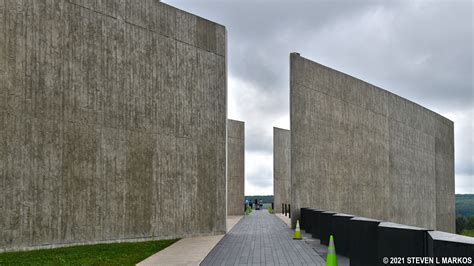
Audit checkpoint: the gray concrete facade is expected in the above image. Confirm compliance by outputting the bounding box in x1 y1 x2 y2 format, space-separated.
273 127 291 213
1 0 227 251
290 53 455 232
227 119 245 215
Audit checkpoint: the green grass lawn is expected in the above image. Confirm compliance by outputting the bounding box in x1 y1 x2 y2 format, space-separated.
461 229 474 237
0 239 178 266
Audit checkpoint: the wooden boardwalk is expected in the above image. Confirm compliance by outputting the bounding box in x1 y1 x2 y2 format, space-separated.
201 210 326 265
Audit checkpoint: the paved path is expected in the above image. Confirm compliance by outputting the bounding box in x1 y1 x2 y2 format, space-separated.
201 210 326 265
275 213 291 227
138 216 242 266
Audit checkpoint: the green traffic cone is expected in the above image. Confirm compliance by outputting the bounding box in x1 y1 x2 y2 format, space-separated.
293 219 302 239
326 235 338 266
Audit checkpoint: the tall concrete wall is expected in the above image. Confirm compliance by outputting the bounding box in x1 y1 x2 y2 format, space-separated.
273 127 291 213
290 53 454 232
227 119 245 215
0 0 227 252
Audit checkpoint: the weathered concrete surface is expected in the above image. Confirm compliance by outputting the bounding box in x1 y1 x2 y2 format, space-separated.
273 127 291 213
290 53 454 232
0 0 227 252
227 119 245 215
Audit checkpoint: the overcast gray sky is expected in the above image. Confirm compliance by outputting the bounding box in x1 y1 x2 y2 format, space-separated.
165 0 473 195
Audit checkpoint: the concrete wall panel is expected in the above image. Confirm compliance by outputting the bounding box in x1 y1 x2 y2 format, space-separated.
1 0 227 252
273 127 291 213
227 119 244 216
434 119 455 232
290 54 454 232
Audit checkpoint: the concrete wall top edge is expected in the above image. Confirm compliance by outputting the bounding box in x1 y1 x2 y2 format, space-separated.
291 54 453 126
378 222 429 231
161 1 226 28
350 217 382 222
228 119 245 124
428 231 474 244
65 0 227 56
273 127 290 132
228 119 245 139
333 213 355 217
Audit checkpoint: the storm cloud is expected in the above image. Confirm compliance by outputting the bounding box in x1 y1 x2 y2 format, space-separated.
164 0 473 195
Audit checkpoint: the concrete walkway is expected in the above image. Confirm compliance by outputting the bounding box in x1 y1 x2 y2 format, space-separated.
201 210 326 265
275 213 291 227
137 216 242 266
